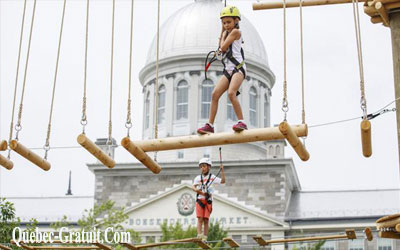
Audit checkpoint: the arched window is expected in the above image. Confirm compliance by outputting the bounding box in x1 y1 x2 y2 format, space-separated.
249 87 258 126
276 145 281 155
144 92 150 129
269 145 274 156
227 98 237 121
264 94 269 127
157 85 166 124
201 79 213 119
176 80 188 120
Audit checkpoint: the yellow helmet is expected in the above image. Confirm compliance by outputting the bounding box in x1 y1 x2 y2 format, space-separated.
220 6 241 20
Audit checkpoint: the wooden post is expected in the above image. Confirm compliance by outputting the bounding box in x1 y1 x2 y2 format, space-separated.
390 10 400 179
375 2 390 26
279 122 310 161
0 140 7 151
365 227 373 241
77 134 115 169
0 154 13 170
121 137 161 174
10 140 50 171
134 125 308 152
361 120 372 157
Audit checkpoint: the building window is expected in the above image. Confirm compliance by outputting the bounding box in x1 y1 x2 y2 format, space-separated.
176 80 188 120
157 85 166 124
378 238 393 250
276 145 281 155
249 87 257 126
264 93 269 127
177 150 184 159
201 79 213 119
321 241 336 250
144 92 150 129
269 145 274 156
348 239 364 250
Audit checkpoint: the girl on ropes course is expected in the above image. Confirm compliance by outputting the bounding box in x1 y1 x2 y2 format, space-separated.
192 157 225 240
197 5 247 134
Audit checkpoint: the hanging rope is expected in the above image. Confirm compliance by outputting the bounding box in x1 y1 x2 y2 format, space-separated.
299 0 306 124
81 0 90 134
126 0 135 137
153 0 161 161
43 0 67 159
351 0 367 119
107 0 116 153
8 0 28 158
281 0 289 121
15 0 37 141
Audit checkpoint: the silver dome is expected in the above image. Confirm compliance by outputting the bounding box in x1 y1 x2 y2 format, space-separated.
145 0 269 68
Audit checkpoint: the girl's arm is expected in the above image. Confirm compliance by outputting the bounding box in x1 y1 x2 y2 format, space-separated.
220 29 241 52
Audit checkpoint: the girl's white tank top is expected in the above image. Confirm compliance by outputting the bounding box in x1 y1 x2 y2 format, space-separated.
223 33 246 72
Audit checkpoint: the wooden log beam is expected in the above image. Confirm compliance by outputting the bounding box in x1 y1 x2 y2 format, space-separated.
371 15 384 23
0 154 13 170
133 125 308 152
279 122 310 161
0 140 7 151
77 134 115 168
386 1 400 10
10 140 50 171
223 237 240 247
375 1 390 26
361 120 372 157
395 223 400 232
30 247 101 250
119 243 138 250
121 138 161 174
253 0 367 10
379 231 400 239
376 213 400 229
120 238 208 249
92 243 112 250
253 230 356 246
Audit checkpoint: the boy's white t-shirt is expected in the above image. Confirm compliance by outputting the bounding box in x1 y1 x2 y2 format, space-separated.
193 173 221 200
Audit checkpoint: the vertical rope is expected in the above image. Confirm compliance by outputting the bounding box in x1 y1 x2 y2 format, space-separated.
44 0 67 159
351 0 367 119
153 0 161 161
126 0 135 137
15 0 37 141
108 0 116 151
81 0 90 134
299 0 306 124
8 0 28 157
281 0 289 121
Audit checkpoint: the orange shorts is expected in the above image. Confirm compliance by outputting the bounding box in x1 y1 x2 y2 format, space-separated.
196 199 213 219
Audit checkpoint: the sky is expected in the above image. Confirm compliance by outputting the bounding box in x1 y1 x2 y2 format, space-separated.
0 0 399 197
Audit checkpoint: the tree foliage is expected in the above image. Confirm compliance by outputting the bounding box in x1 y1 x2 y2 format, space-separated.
0 198 20 244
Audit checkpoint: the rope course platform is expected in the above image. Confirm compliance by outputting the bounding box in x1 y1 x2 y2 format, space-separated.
253 229 357 246
376 213 400 239
122 124 308 173
10 240 112 250
121 237 211 249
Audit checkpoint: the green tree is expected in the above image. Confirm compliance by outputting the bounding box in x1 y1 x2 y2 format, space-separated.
0 198 20 244
158 221 227 249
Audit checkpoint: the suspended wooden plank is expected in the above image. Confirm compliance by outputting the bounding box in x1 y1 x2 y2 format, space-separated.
253 229 356 246
379 231 400 239
77 134 115 168
253 0 368 10
127 125 307 152
279 122 310 161
0 140 7 151
10 140 50 171
376 213 400 229
361 120 372 157
223 237 240 247
122 125 308 173
121 238 211 249
0 154 13 170
0 244 12 250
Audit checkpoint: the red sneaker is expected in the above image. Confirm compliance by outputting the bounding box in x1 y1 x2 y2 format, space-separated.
232 121 247 132
197 123 214 134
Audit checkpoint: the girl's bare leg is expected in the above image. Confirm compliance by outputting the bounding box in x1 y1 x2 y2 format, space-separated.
208 76 229 124
227 72 244 120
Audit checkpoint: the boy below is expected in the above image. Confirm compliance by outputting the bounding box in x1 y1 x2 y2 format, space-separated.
192 157 225 240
